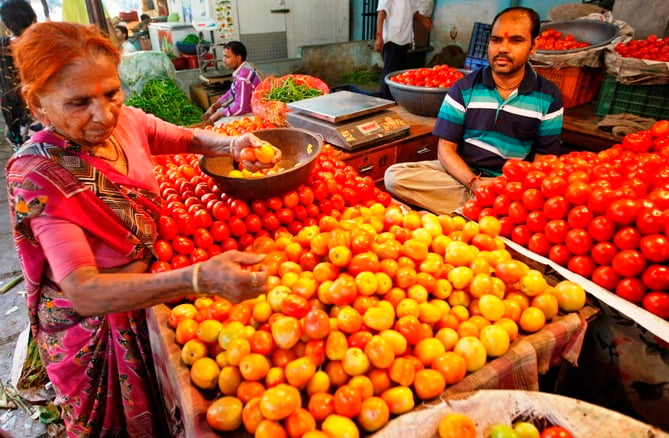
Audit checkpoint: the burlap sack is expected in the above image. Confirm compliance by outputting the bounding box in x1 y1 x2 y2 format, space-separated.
604 49 669 85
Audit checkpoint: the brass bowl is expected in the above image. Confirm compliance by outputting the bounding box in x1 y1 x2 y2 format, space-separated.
199 127 323 200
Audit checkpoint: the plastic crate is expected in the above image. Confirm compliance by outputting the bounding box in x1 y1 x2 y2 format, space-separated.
465 56 489 71
594 75 669 119
534 66 604 108
467 22 491 58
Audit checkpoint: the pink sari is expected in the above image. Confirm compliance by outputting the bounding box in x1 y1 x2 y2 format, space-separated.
6 129 168 437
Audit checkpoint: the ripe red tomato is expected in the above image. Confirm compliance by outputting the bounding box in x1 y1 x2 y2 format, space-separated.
592 265 621 291
526 211 548 233
587 216 616 242
507 201 529 224
642 292 669 319
540 425 573 438
566 206 593 230
639 234 669 263
544 219 569 244
651 120 669 137
621 131 653 153
523 170 547 189
170 254 191 269
155 239 174 262
528 233 551 256
212 201 231 221
611 249 646 278
492 194 512 216
522 188 545 211
190 247 209 264
498 216 515 237
193 228 214 249
541 175 568 198
613 227 642 250
230 199 251 218
636 208 666 235
172 236 195 256
591 241 618 266
505 181 524 201
503 159 531 182
606 199 641 225
227 216 247 237
641 265 669 291
174 211 195 236
588 187 616 215
193 209 212 229
462 199 482 220
543 196 570 220
567 255 596 278
615 278 647 304
549 244 572 266
511 225 531 246
564 229 593 255
564 181 592 206
158 215 179 240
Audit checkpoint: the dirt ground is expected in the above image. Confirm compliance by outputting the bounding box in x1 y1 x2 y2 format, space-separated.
0 129 51 437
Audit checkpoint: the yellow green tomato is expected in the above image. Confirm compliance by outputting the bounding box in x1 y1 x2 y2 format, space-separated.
513 421 540 438
489 424 518 438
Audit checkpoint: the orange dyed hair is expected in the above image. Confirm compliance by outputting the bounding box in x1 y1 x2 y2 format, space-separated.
13 21 121 107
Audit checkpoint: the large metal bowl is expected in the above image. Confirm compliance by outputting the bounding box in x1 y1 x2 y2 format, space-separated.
536 19 620 55
384 69 471 117
200 128 323 200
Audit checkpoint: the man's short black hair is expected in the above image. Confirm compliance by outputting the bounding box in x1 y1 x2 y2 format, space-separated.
491 6 541 40
140 14 150 21
0 0 37 36
115 25 129 40
224 41 247 61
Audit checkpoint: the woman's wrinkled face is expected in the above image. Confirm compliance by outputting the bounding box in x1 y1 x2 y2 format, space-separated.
36 56 124 147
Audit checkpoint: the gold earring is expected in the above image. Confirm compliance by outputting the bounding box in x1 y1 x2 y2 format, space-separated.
5 29 12 37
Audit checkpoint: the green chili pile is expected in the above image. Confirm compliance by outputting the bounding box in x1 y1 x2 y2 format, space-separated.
125 78 204 126
266 76 324 103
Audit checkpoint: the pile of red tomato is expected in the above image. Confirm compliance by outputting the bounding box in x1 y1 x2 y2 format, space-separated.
462 120 669 319
535 28 589 51
388 64 465 88
149 119 392 274
614 35 669 62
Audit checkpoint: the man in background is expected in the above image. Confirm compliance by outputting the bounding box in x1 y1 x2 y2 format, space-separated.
375 0 432 99
203 41 262 124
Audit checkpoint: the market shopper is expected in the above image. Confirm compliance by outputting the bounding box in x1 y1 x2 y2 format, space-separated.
375 0 433 99
114 24 137 54
203 40 262 124
6 22 280 436
0 0 41 151
384 6 564 214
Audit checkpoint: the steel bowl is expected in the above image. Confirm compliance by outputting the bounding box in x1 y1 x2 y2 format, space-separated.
199 128 323 201
536 19 620 55
384 69 471 117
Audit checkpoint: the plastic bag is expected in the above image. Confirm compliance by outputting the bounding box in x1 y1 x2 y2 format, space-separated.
251 74 329 127
604 49 669 85
118 51 184 98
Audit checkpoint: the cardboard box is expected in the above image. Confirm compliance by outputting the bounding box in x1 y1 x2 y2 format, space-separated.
189 83 229 111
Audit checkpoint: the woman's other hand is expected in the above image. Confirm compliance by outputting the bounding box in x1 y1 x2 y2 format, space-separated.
198 250 268 302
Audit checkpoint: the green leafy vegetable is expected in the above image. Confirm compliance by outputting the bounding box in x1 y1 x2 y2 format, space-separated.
125 78 204 126
182 34 200 44
342 69 380 85
266 76 323 103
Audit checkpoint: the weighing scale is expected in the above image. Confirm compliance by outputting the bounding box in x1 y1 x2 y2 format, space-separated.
286 91 410 151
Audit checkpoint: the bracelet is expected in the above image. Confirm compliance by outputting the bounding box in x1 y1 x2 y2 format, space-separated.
466 174 481 189
376 32 381 37
228 136 235 156
192 262 202 294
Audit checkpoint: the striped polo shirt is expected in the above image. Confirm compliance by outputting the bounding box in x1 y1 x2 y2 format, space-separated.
433 64 563 175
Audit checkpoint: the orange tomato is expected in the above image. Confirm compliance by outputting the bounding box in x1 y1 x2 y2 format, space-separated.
414 338 446 367
431 351 467 385
181 338 208 366
206 396 242 432
380 386 415 415
217 365 243 396
308 392 335 422
285 356 317 389
255 419 287 438
438 413 477 438
364 335 396 369
349 251 380 275
271 315 302 349
236 380 265 404
334 384 362 418
325 330 349 361
168 303 197 328
260 384 302 420
413 368 446 400
356 396 390 432
265 366 287 388
325 360 350 387
238 353 270 382
190 357 220 390
495 259 530 284
321 414 360 438
241 396 264 434
388 357 415 387
284 408 316 438
341 347 371 377
175 318 199 345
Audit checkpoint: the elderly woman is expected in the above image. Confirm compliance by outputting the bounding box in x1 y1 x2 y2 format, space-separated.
7 22 279 436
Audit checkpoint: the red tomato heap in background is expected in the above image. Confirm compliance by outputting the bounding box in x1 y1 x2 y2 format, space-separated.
389 64 465 88
535 28 589 51
614 35 669 62
462 120 669 320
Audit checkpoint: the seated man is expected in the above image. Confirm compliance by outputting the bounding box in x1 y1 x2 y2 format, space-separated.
384 6 563 215
114 25 136 54
203 41 262 124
